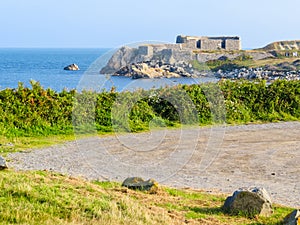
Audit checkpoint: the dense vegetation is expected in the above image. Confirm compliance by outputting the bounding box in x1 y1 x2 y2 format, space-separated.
0 170 293 225
0 79 300 138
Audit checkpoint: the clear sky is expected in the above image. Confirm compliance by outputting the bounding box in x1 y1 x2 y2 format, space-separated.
1 0 299 49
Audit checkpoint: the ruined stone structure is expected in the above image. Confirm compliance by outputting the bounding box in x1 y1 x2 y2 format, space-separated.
176 35 241 51
101 35 243 74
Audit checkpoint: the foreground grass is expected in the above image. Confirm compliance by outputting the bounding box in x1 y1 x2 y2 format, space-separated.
0 170 293 225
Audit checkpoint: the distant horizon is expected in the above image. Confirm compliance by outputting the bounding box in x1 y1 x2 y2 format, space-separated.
0 37 295 50
1 36 299 50
1 0 299 49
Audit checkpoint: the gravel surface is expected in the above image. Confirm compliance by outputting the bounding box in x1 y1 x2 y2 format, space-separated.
8 121 300 208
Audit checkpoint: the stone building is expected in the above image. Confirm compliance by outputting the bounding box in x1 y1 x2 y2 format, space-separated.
176 35 241 51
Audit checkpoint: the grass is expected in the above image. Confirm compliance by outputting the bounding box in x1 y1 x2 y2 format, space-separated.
231 57 299 69
0 134 76 155
0 130 120 155
191 52 300 72
0 170 294 225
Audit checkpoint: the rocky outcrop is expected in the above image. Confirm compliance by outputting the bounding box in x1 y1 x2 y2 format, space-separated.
100 46 139 74
284 210 300 225
114 61 300 81
0 156 8 170
122 177 158 193
113 61 197 79
100 44 273 75
64 63 80 71
223 187 273 218
216 67 300 81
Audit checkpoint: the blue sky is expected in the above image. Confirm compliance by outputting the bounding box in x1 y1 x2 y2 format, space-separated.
1 0 299 49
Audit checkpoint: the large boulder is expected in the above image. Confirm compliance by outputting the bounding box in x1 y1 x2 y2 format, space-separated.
223 187 273 218
0 155 8 170
64 63 80 71
284 210 300 225
122 177 158 193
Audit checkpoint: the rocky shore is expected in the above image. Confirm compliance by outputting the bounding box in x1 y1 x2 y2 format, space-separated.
112 60 300 82
113 61 197 79
215 67 300 81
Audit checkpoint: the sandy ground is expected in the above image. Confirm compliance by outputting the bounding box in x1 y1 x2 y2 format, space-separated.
8 121 300 208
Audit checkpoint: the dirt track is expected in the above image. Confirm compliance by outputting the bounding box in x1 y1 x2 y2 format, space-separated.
8 122 300 207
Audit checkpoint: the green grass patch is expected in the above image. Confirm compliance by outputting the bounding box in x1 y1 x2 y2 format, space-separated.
0 134 76 155
0 170 294 225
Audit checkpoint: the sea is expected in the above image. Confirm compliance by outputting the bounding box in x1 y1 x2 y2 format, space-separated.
0 48 217 92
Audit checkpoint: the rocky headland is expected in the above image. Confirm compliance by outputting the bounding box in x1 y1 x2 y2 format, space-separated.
100 35 300 82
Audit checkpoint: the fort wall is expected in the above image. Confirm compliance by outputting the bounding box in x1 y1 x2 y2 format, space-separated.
176 35 241 51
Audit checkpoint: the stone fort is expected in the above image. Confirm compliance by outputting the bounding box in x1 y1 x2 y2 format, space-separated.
137 35 241 58
176 35 241 51
101 35 242 73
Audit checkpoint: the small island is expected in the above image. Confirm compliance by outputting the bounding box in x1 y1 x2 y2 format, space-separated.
101 35 300 82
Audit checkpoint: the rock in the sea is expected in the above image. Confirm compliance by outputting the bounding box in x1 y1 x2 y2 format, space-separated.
0 155 8 170
122 177 158 193
64 63 80 71
223 187 273 218
284 209 300 225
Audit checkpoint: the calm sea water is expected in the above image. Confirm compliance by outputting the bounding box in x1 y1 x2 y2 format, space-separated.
0 48 216 92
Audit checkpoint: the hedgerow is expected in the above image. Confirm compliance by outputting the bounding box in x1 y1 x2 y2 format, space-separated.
1 79 300 137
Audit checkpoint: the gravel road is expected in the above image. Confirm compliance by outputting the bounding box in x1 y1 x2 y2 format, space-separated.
8 122 300 208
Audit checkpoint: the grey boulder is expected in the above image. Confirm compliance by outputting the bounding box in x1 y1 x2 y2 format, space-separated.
122 177 158 193
0 155 8 170
223 187 273 218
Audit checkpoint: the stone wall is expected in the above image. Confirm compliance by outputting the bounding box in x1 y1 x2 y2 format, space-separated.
176 35 241 51
225 39 241 51
200 39 223 50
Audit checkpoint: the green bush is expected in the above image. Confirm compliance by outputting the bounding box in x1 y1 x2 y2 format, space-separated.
1 79 300 137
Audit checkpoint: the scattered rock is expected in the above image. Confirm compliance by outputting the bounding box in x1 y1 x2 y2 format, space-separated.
0 156 8 170
113 61 198 79
284 209 300 225
113 60 300 81
64 63 80 71
122 177 158 193
216 67 300 81
223 187 273 218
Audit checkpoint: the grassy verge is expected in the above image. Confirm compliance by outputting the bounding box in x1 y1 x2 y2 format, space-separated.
0 170 293 225
0 130 120 155
0 134 76 155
